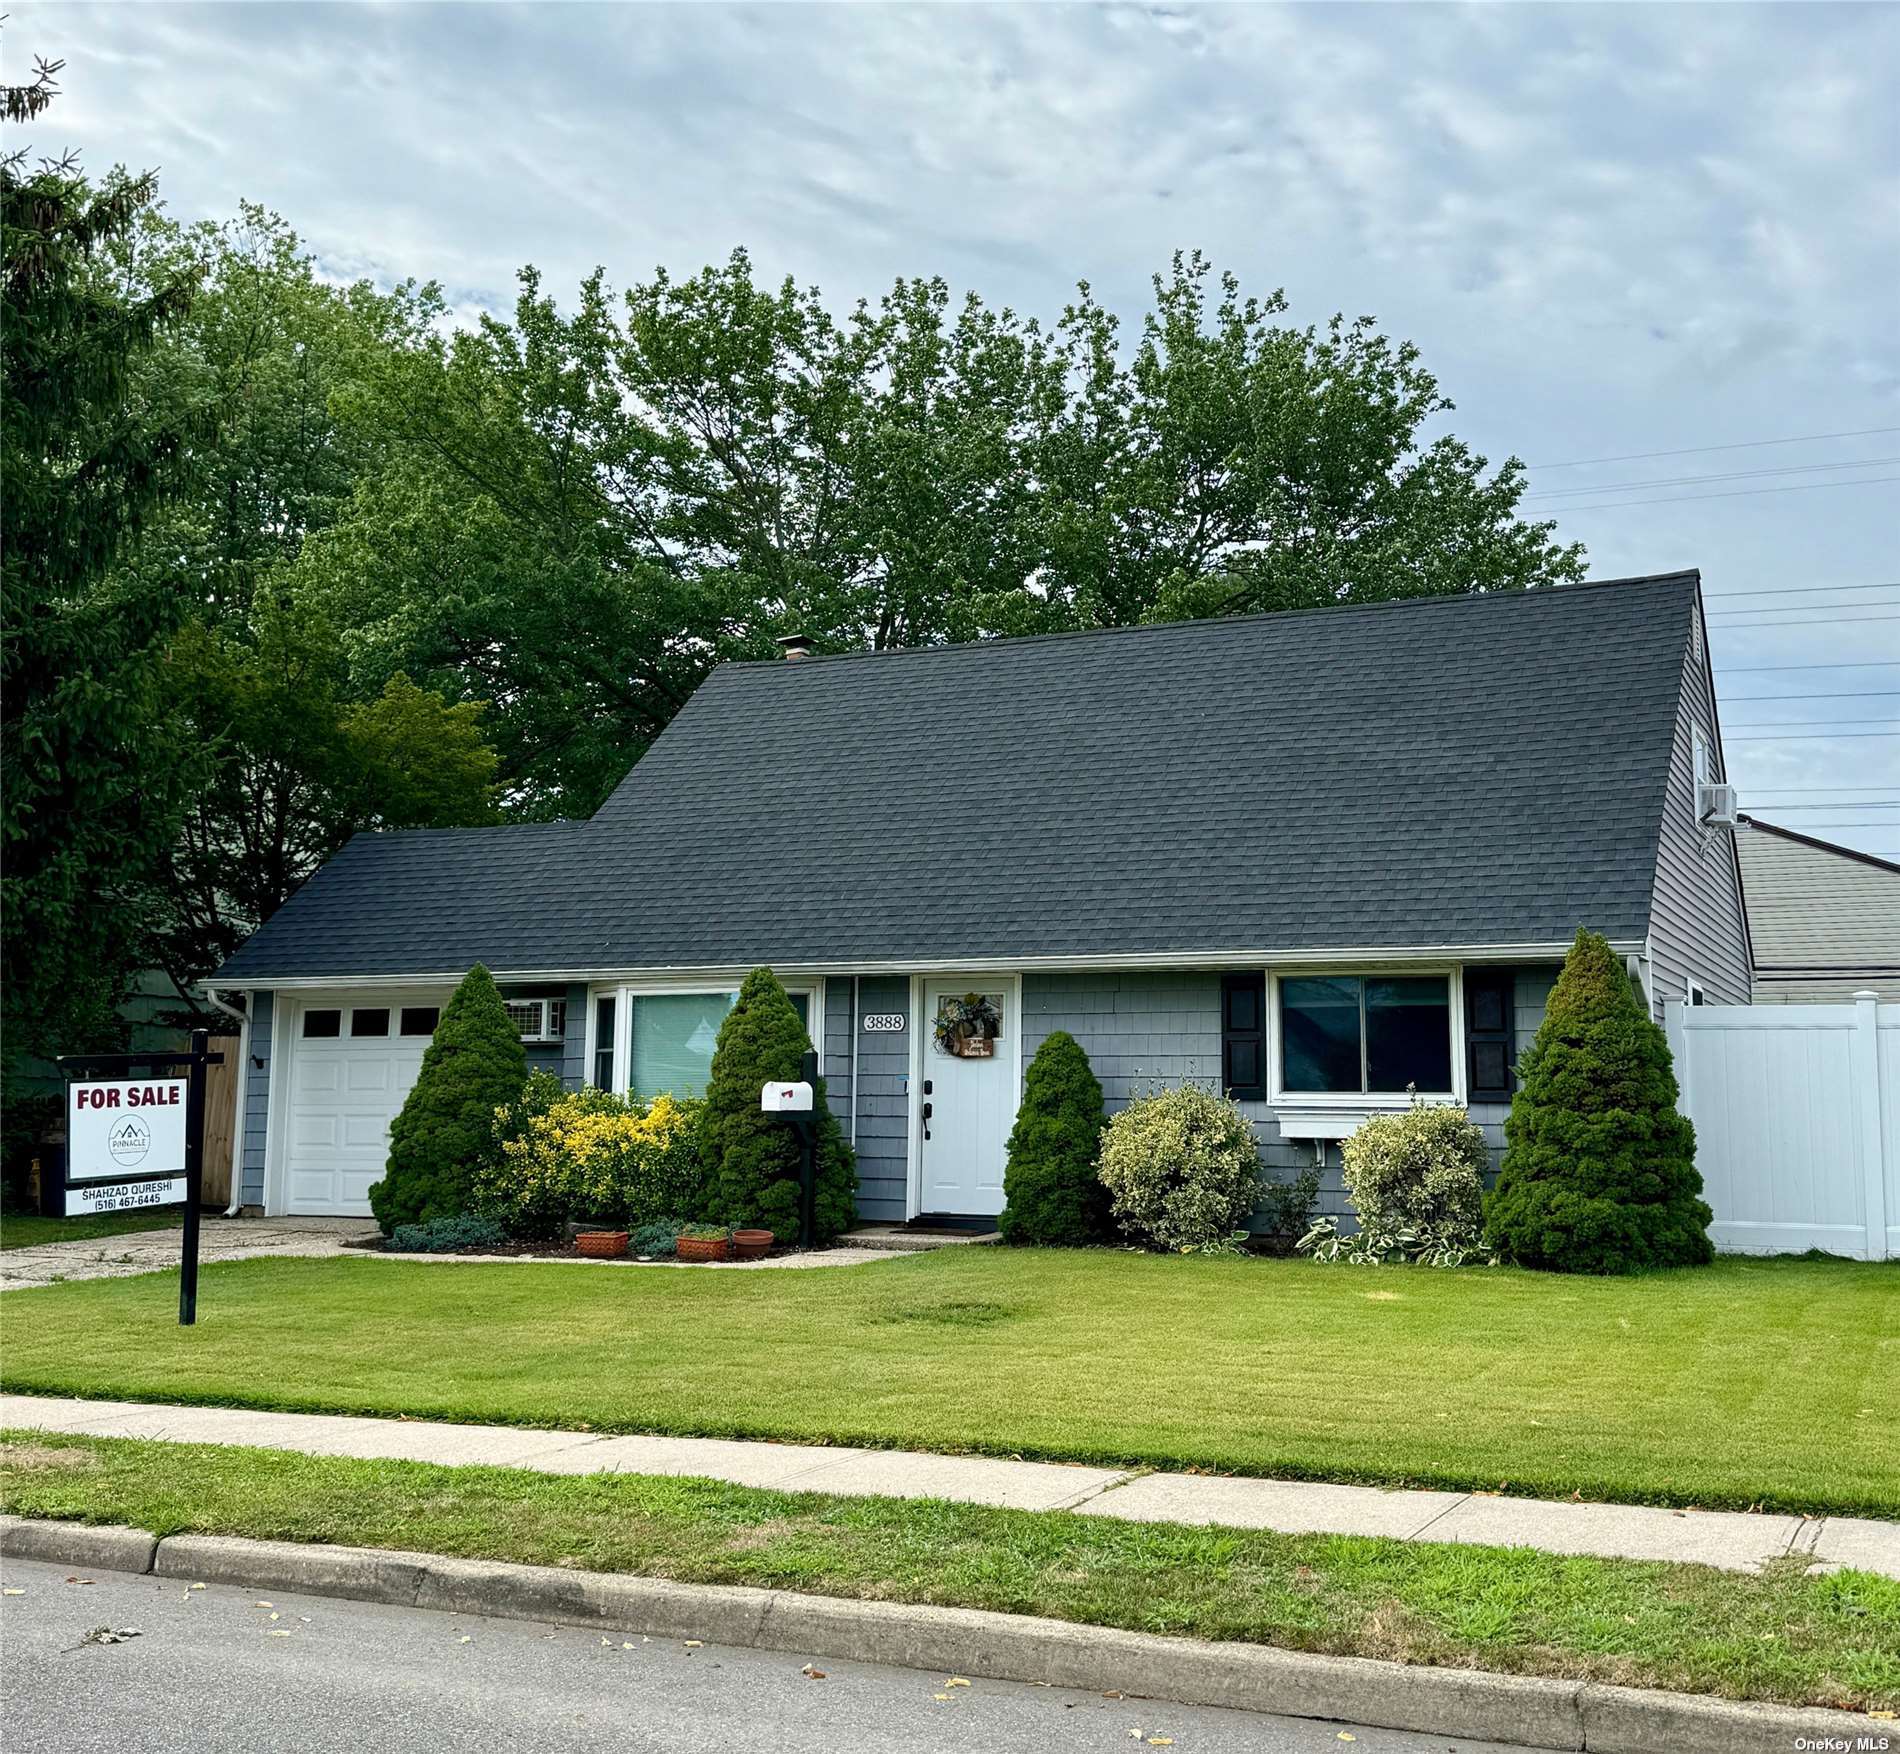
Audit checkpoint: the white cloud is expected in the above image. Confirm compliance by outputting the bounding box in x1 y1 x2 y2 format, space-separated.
12 0 1899 852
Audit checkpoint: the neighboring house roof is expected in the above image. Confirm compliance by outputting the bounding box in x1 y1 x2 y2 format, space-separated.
217 572 1701 983
1735 817 1900 1001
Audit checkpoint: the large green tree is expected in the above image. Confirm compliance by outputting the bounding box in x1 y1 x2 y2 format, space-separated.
1 53 204 1087
301 249 1578 817
159 598 498 982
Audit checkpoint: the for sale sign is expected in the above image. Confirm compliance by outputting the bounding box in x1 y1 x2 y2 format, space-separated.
67 1078 189 1182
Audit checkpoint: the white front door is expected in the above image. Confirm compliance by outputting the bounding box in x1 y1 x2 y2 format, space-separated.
918 979 1017 1217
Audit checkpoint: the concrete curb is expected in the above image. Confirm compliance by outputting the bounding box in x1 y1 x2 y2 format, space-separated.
0 1516 1881 1754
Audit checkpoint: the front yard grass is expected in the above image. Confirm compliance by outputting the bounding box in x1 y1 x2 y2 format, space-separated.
0 1210 183 1251
2 1431 1894 1711
1 1249 1894 1517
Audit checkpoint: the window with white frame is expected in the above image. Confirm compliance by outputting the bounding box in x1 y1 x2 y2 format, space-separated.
1277 975 1453 1095
589 987 813 1100
1692 727 1713 823
504 998 566 1043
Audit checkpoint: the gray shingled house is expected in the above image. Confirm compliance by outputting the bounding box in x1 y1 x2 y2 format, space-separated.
213 570 1750 1223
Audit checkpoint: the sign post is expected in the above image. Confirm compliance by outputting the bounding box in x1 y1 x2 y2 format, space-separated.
59 1029 223 1326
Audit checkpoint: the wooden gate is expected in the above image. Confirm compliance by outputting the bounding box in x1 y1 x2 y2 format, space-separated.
200 1048 240 1208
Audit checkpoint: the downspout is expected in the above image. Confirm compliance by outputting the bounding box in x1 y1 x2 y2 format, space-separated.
849 975 860 1151
199 986 249 1218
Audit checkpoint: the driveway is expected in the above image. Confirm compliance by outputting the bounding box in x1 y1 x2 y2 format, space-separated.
0 1218 371 1292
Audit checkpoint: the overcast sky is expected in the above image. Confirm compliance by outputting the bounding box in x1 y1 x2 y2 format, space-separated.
20 1 1900 856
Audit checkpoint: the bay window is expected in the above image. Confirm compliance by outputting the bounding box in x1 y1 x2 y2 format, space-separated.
1278 974 1452 1096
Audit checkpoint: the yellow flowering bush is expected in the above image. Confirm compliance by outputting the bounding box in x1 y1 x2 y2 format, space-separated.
474 1077 704 1239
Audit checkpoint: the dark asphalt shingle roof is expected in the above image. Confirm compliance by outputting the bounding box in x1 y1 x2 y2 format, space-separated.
217 573 1697 983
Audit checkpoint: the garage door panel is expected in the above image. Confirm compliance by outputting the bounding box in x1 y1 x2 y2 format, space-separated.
342 1114 394 1150
293 1060 342 1098
291 1114 342 1150
280 1001 442 1216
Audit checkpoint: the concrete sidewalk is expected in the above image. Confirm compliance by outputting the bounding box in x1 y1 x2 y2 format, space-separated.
6 1393 1896 1579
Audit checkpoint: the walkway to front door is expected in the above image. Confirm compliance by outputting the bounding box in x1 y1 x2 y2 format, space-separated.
917 978 1018 1218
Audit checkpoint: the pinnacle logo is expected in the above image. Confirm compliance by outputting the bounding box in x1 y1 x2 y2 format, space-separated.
107 1115 153 1167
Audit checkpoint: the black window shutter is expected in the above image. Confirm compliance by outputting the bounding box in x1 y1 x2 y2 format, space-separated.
1221 973 1266 1101
1465 968 1516 1101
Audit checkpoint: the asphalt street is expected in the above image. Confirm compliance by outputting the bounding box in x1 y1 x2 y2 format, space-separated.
0 1557 1544 1753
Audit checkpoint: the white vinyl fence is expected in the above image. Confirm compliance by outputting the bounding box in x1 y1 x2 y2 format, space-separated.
1666 993 1899 1261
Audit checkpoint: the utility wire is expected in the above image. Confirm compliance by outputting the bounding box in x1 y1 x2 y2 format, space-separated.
1727 730 1900 741
1708 611 1900 627
1529 425 1900 470
1525 455 1900 501
1726 719 1900 730
1545 474 1900 514
1702 580 1900 599
1723 661 1900 673
1718 690 1900 702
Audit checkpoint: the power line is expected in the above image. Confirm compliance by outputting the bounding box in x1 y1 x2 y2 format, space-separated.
1708 611 1900 628
1544 474 1900 514
1703 580 1900 599
1734 785 1900 792
1718 690 1900 702
1722 661 1900 673
1529 425 1900 470
1525 454 1900 501
1707 603 1900 618
1726 730 1900 741
1726 719 1900 730
1743 802 1900 811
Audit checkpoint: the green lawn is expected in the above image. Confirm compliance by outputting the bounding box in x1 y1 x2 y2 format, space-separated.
4 1432 1894 1711
0 1210 183 1250
2 1250 1895 1516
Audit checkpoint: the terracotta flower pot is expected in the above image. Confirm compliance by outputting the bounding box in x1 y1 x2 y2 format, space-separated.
676 1233 730 1263
732 1228 775 1260
575 1229 629 1259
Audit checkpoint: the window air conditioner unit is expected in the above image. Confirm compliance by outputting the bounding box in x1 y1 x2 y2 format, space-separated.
1698 781 1739 827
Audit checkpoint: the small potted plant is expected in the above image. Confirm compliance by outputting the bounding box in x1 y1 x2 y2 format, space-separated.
676 1224 732 1264
574 1226 630 1259
731 1226 775 1260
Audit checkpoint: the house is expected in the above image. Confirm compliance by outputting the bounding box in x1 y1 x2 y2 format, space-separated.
212 570 1750 1225
1735 818 1900 1002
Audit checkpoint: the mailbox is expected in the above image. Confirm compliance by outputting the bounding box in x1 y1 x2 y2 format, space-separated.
760 1080 813 1114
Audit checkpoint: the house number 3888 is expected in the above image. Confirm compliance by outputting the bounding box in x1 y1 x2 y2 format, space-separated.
862 1013 906 1032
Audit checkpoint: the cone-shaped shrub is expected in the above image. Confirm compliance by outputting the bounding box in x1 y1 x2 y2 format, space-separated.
998 1031 1110 1245
370 964 527 1233
698 967 856 1242
1486 929 1713 1274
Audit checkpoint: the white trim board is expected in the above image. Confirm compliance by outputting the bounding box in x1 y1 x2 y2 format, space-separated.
231 939 1626 991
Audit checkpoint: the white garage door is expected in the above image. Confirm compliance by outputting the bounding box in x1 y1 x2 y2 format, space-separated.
283 999 445 1216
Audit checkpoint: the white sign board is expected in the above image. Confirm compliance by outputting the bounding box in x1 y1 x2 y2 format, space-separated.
862 1013 905 1033
67 1177 189 1216
760 1080 814 1113
67 1077 189 1182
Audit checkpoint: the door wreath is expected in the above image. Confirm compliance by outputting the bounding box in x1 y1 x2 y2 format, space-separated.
934 992 1002 1057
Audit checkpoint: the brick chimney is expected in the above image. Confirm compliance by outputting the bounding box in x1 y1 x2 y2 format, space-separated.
776 634 815 661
